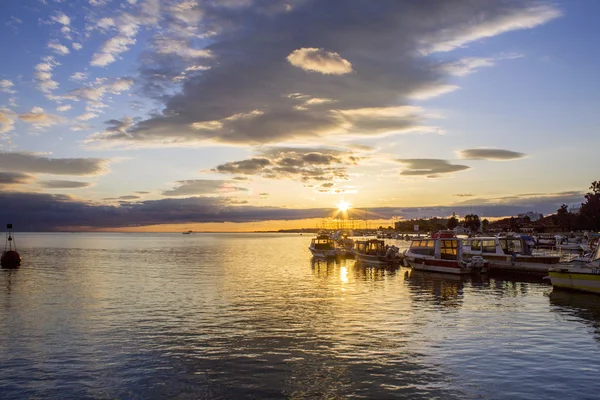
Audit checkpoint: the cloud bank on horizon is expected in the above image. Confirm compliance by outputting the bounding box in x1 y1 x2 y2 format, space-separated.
0 0 595 230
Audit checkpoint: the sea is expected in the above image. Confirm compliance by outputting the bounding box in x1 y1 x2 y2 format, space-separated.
1 232 599 399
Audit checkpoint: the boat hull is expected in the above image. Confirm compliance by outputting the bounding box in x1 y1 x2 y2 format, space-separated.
465 253 559 274
309 248 337 259
405 256 472 275
548 267 600 294
354 253 400 266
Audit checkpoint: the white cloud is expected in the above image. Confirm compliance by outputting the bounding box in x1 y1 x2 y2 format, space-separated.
76 112 99 121
439 54 522 77
91 35 136 66
420 4 561 54
70 72 87 82
0 108 17 134
19 107 63 128
72 42 83 51
0 80 16 94
57 105 72 112
48 41 70 56
51 12 70 26
34 57 60 93
287 48 353 75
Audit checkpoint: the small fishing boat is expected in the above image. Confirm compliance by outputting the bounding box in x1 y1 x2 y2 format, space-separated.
548 242 600 294
309 232 338 259
352 239 402 266
463 235 560 274
404 235 487 275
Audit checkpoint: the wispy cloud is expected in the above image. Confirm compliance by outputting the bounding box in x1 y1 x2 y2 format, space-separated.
396 159 470 178
458 148 526 160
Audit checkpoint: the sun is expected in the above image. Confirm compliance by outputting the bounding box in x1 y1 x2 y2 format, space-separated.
337 200 351 212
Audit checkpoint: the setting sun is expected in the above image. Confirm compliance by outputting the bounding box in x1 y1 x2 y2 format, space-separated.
337 200 351 212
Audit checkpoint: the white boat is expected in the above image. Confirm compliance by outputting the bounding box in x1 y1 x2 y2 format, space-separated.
352 239 402 266
404 234 487 275
548 242 600 294
309 233 338 259
463 235 561 274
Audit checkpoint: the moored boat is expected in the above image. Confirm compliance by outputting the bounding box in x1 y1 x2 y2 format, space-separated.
352 239 402 266
463 235 560 274
309 232 338 259
404 235 487 275
548 242 600 294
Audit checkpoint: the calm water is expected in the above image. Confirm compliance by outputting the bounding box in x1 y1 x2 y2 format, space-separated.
1 233 600 399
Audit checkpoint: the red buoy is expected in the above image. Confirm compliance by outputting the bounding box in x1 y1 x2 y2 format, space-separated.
1 250 21 269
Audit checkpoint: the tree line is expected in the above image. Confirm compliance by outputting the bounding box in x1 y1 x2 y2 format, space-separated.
553 181 600 231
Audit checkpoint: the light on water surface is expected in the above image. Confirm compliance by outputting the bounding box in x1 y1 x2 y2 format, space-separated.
1 233 600 399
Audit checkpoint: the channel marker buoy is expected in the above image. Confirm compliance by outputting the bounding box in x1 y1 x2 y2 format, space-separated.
1 224 21 269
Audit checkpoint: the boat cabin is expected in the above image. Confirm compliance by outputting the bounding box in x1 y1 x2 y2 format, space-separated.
311 234 335 250
408 238 463 261
354 239 386 255
466 236 534 256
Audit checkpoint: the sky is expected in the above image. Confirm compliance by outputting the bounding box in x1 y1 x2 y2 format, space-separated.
0 0 599 231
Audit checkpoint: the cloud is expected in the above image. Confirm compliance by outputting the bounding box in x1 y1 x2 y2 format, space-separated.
50 12 70 26
396 159 470 178
419 3 561 54
214 147 359 183
39 180 92 189
0 172 34 185
19 108 63 128
287 48 353 75
0 109 17 134
439 54 522 77
459 148 526 160
453 193 474 197
0 151 108 175
34 57 60 93
90 0 161 67
0 80 16 95
70 72 87 82
162 179 248 197
85 1 560 149
48 41 70 55
72 42 83 51
57 105 72 112
0 189 582 231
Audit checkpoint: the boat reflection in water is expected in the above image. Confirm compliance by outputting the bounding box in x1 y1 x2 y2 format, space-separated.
404 269 468 309
548 290 600 340
311 257 400 282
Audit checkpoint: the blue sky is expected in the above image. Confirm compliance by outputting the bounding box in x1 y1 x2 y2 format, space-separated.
0 0 598 231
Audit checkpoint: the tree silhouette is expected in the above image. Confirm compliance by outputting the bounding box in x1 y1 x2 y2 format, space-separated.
580 181 600 230
447 213 458 230
463 214 481 232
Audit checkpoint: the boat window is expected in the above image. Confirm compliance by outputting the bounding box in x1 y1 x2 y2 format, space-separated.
440 239 458 260
409 240 435 256
482 240 496 253
470 240 481 251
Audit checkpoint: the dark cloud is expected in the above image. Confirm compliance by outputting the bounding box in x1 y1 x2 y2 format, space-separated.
397 159 470 178
162 179 248 197
0 189 578 231
458 148 526 160
118 195 141 200
38 180 92 189
453 193 474 197
320 182 335 188
0 151 108 175
86 0 559 148
215 158 271 174
0 172 34 185
215 147 357 183
134 191 150 194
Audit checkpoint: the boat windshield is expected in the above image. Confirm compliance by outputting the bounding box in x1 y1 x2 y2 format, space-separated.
500 239 523 255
